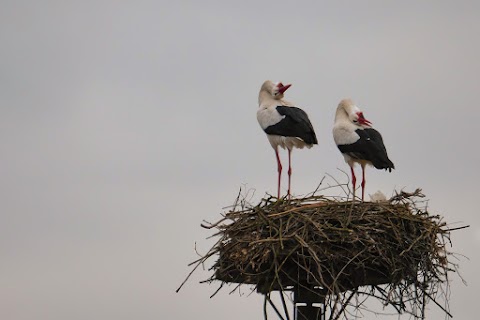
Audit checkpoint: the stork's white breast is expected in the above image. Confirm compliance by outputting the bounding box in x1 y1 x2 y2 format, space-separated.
257 106 284 130
332 124 361 145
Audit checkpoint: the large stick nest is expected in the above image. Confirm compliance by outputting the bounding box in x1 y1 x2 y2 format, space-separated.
179 187 463 319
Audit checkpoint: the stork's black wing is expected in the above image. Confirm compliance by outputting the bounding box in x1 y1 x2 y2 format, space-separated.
338 128 394 171
264 106 318 145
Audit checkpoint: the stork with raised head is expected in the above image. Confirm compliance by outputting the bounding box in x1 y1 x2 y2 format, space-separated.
257 80 318 199
332 99 394 201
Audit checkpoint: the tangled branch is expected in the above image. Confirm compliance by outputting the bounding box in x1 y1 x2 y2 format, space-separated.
178 188 465 319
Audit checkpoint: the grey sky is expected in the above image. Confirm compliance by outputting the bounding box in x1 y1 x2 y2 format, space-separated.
1 1 478 319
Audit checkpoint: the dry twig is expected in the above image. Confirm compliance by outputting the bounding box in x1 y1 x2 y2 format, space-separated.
178 188 465 319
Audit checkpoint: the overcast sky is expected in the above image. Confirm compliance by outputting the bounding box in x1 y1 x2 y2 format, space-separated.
1 1 478 319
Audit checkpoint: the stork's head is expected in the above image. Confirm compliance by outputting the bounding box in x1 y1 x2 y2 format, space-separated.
260 80 292 100
338 98 372 127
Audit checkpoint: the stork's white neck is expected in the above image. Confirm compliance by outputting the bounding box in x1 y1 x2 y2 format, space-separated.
258 90 283 106
335 103 361 123
334 105 348 122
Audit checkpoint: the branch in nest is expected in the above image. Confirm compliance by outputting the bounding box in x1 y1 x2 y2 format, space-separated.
389 188 424 202
179 187 465 320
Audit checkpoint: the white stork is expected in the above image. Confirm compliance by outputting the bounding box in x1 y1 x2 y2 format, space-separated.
332 99 394 201
257 80 318 199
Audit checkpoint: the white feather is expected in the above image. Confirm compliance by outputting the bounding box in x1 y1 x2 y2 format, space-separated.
257 106 285 130
369 190 388 202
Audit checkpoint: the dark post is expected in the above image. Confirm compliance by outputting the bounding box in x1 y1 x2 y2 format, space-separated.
294 286 326 320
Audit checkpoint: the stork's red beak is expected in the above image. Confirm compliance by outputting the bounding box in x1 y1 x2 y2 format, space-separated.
357 112 372 126
278 83 291 94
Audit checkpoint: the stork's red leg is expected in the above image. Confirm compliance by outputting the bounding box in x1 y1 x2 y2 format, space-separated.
275 148 282 199
350 166 356 200
287 148 292 199
361 164 366 201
